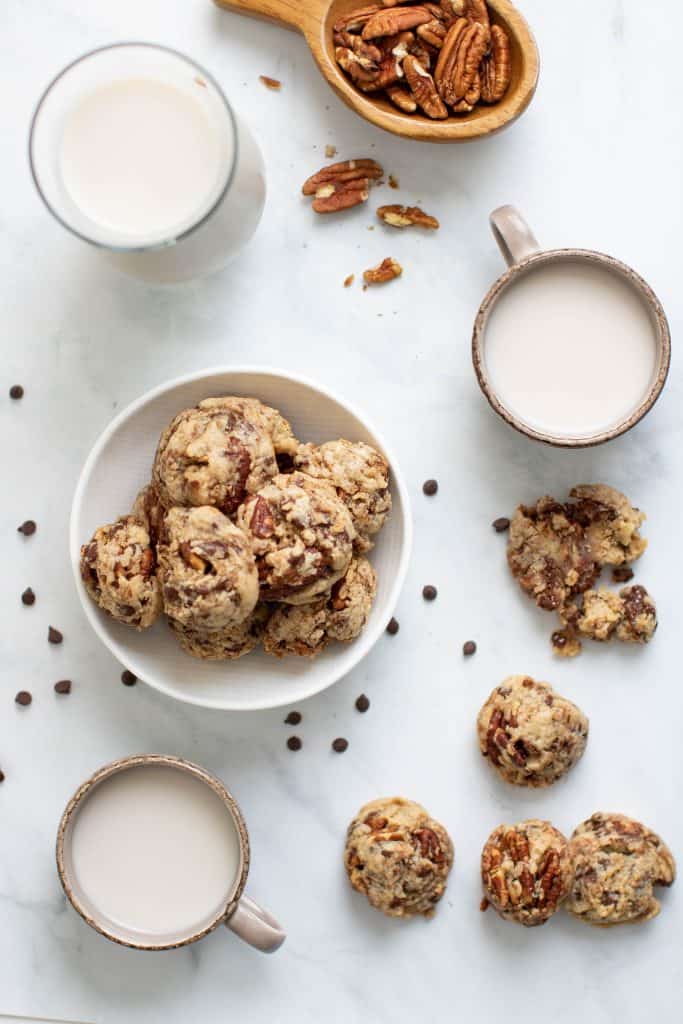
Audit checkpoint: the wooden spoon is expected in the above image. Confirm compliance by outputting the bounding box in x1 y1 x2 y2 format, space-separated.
213 0 539 142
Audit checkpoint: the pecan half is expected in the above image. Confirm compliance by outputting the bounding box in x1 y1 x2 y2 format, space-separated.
377 204 440 228
385 83 418 111
462 0 490 38
363 257 403 284
357 55 404 91
434 17 487 105
302 159 383 195
334 31 383 64
336 46 381 84
403 54 448 118
417 19 446 48
179 542 206 572
361 5 432 40
333 5 382 34
249 496 275 539
481 24 512 103
313 178 370 213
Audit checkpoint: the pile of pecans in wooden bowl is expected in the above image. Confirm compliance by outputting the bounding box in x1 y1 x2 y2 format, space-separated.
333 0 512 120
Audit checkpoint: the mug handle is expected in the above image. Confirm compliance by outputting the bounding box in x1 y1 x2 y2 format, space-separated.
225 894 286 953
489 205 541 267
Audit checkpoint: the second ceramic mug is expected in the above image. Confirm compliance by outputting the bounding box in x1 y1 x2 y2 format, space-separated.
56 755 285 953
472 205 671 447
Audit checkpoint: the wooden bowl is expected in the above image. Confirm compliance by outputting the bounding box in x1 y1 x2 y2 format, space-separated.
214 0 540 142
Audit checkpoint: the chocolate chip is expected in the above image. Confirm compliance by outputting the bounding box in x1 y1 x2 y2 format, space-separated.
422 585 437 601
463 640 477 656
0 769 5 783
355 694 370 712
287 736 302 751
422 479 438 496
48 626 63 644
284 711 302 725
332 737 348 753
493 517 510 533
54 680 72 695
17 520 36 536
275 453 295 474
21 587 35 606
15 691 32 706
121 670 137 687
612 566 634 583
9 385 24 400
386 617 399 635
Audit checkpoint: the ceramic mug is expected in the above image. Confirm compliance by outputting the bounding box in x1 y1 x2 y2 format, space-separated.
472 205 671 447
56 755 285 953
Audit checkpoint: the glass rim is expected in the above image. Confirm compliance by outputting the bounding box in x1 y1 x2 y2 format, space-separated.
28 41 239 253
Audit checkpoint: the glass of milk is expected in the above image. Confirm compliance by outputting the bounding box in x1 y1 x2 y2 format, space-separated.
29 43 266 283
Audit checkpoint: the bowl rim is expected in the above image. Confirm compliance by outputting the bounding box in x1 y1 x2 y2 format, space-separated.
69 365 413 711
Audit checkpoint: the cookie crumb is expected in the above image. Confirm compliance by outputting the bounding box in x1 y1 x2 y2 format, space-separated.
423 479 438 496
332 737 348 753
48 626 63 644
259 75 281 90
21 587 35 606
386 617 399 635
463 640 476 656
287 736 302 751
388 174 399 189
284 711 302 725
121 670 137 686
17 520 36 536
343 274 355 288
54 680 72 695
325 144 337 158
355 694 370 713
492 517 510 533
15 691 32 706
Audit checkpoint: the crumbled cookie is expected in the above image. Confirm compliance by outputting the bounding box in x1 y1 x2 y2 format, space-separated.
344 797 453 918
237 472 355 604
263 557 377 657
157 506 258 630
152 403 278 516
294 439 391 551
477 676 589 788
569 485 647 565
481 819 573 927
616 585 657 643
169 605 270 660
565 813 675 926
562 585 657 647
575 588 624 642
132 484 165 546
80 516 161 629
550 628 583 659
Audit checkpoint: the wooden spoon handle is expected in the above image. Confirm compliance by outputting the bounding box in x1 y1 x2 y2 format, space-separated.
212 0 309 33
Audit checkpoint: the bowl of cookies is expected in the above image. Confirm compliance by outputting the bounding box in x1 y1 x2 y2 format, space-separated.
70 368 412 710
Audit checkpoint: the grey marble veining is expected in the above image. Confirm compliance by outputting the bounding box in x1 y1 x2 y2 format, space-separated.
1 0 681 1021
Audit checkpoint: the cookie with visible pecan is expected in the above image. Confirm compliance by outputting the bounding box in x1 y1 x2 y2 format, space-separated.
477 676 589 788
344 796 454 918
80 516 162 630
565 813 676 926
169 604 270 661
481 820 573 926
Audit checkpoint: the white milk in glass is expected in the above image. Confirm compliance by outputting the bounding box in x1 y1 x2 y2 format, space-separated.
70 765 241 939
30 45 266 282
484 261 658 437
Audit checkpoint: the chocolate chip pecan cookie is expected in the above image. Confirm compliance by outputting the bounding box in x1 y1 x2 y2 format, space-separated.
477 676 589 788
80 516 162 629
157 506 258 630
294 439 391 552
481 820 573 926
344 797 454 918
263 557 377 657
132 484 165 547
237 472 355 604
152 402 279 516
198 396 299 457
168 604 270 660
565 813 676 926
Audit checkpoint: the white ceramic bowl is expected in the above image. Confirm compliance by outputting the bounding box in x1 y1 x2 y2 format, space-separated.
70 367 412 711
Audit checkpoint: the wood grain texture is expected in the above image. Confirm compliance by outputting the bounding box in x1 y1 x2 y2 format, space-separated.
213 0 540 142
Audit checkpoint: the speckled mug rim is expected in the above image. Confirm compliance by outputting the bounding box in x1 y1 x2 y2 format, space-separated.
56 754 251 951
472 247 671 448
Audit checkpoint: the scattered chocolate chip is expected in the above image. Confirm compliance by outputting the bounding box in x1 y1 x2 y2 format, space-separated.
493 517 510 533
121 670 137 687
422 479 438 496
48 626 63 644
21 587 35 606
463 640 477 656
386 617 399 635
0 769 5 783
332 737 348 753
422 585 437 601
9 385 24 400
355 694 370 713
613 566 634 583
54 680 72 695
284 711 302 725
275 452 294 474
15 691 32 706
17 520 36 536
287 736 302 751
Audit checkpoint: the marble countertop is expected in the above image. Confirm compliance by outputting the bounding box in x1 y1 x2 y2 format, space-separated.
1 0 681 1020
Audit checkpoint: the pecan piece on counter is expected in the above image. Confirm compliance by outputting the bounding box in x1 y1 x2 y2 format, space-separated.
403 54 448 118
302 158 383 194
258 75 281 90
363 257 403 284
312 177 370 214
361 5 432 40
377 204 440 229
333 5 382 34
481 24 512 103
434 18 488 106
302 159 383 215
384 82 418 111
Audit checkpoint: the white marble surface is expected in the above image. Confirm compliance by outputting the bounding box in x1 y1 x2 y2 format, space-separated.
1 0 682 1020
